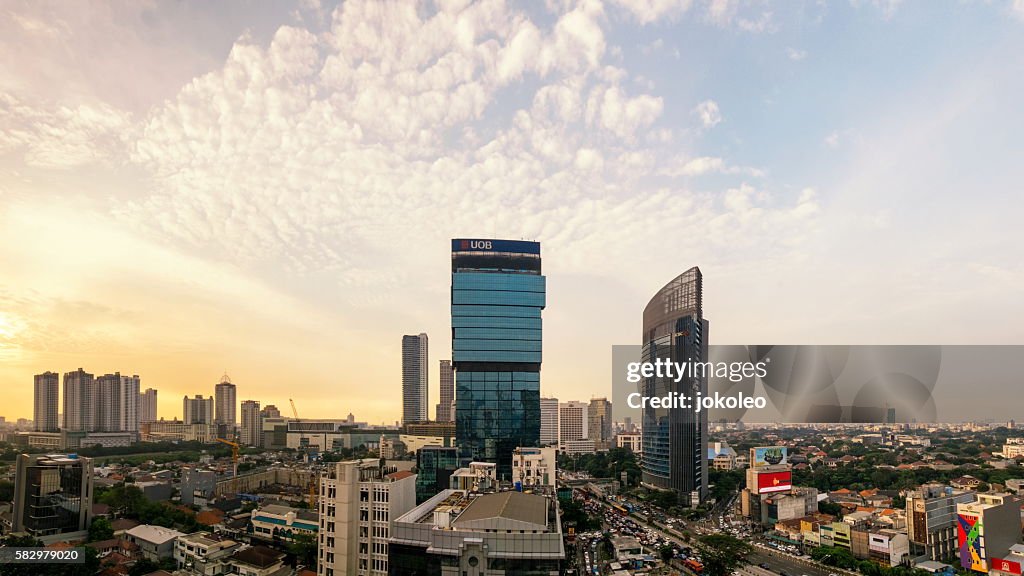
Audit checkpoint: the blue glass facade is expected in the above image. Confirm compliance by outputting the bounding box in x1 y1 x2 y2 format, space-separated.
641 267 709 507
452 240 544 478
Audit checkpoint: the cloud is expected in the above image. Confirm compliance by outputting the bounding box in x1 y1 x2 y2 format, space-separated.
659 156 765 178
824 131 840 148
786 47 807 61
609 0 693 24
0 92 131 168
0 0 829 421
692 99 722 128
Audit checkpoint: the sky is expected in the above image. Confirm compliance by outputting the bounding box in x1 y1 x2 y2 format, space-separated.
1 0 1023 424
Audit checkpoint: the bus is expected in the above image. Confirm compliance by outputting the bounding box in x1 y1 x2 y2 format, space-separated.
684 559 704 573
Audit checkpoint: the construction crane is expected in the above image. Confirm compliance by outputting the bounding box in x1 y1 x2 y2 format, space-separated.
216 437 240 494
288 398 319 509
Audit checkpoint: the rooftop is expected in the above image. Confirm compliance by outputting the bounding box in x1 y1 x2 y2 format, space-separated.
126 525 185 545
454 491 548 528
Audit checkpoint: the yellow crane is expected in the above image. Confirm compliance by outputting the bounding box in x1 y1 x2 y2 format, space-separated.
216 437 240 494
289 398 318 509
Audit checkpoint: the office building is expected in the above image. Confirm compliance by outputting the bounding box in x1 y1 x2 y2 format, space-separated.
62 368 94 432
240 400 262 446
588 397 613 451
215 374 237 437
640 267 709 506
617 433 642 454
436 360 454 422
12 453 94 537
403 333 429 424
141 420 217 443
906 484 978 562
540 397 559 447
33 372 59 432
261 404 282 419
956 493 1021 573
317 459 417 576
452 239 544 478
388 489 565 575
140 388 158 423
415 445 460 503
183 394 214 425
558 401 588 449
512 446 557 488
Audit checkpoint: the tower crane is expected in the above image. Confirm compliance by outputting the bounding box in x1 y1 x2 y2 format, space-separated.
289 398 319 509
215 437 240 494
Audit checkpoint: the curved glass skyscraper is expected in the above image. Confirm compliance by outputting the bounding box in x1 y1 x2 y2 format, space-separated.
641 267 708 506
452 239 544 479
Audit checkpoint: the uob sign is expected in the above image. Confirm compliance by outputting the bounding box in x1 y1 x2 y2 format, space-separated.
464 240 492 250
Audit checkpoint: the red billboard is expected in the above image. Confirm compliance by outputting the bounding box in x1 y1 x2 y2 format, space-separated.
757 470 792 494
992 559 1022 576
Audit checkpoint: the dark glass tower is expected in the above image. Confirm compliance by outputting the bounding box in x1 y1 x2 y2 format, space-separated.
452 239 544 479
640 267 709 506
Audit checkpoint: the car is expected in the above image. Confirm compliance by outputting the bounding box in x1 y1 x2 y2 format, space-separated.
759 563 771 570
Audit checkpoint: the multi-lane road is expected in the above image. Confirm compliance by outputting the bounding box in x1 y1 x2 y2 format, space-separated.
583 492 849 576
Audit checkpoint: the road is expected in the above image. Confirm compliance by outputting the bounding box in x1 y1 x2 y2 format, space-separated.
585 492 850 576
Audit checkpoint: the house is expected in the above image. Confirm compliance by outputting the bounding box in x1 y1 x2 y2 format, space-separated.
228 546 289 576
951 475 983 490
126 525 185 561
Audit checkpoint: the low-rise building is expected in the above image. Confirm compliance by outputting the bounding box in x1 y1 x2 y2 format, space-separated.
126 524 184 561
174 532 242 576
388 489 565 575
250 504 318 543
511 446 556 489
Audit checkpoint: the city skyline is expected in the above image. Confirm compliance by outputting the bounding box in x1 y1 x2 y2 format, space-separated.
3 1 1024 423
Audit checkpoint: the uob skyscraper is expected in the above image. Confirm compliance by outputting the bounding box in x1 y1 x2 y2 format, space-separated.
451 239 544 479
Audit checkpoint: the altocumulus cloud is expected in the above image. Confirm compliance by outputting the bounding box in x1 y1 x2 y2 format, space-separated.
5 0 821 305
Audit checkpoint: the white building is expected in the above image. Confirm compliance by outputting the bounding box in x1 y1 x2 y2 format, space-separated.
388 490 565 574
540 397 559 447
558 401 588 450
250 503 317 543
317 458 417 576
184 395 215 425
62 368 94 432
33 372 59 432
512 446 557 488
125 524 184 561
402 333 429 424
616 433 642 454
140 388 158 423
450 462 498 492
174 532 242 575
214 374 237 429
560 439 596 455
240 400 261 447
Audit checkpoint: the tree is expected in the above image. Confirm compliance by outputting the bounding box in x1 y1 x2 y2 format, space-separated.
128 558 160 576
700 534 752 576
88 517 114 542
0 479 14 502
288 531 318 569
659 545 675 563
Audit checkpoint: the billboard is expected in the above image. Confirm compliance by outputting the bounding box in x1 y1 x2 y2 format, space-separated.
752 446 788 467
452 239 541 254
958 513 985 572
992 559 1022 576
756 470 792 494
